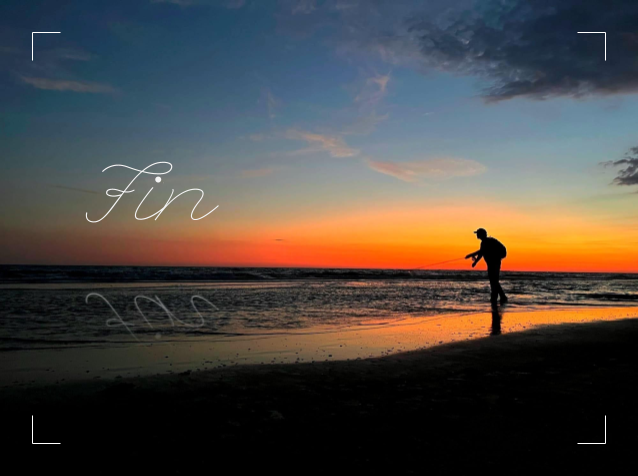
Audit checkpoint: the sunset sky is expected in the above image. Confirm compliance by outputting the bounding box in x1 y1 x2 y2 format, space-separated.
2 0 638 272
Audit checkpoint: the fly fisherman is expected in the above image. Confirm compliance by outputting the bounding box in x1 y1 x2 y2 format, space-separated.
465 228 508 306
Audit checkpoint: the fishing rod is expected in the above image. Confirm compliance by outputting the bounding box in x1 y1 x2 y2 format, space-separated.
412 257 467 270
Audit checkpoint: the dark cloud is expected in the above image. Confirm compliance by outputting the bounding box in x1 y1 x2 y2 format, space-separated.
406 0 638 101
278 0 638 102
604 147 638 186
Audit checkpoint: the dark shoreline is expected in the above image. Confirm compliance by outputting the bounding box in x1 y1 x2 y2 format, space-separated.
4 317 638 471
3 263 638 284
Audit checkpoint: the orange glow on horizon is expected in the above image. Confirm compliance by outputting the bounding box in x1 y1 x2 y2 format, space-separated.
3 200 638 273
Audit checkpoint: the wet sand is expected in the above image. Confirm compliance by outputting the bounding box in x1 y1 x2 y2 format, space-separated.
4 311 638 472
3 305 638 385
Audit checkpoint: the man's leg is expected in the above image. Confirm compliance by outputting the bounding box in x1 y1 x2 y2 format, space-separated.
488 267 499 304
498 283 507 302
493 263 507 302
489 265 507 303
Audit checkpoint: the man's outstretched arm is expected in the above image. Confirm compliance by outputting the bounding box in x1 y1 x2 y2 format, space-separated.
465 250 480 259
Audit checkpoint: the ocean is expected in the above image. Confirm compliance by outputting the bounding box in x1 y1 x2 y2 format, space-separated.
2 265 638 351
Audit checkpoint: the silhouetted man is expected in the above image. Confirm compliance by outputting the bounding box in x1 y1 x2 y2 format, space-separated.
465 228 508 305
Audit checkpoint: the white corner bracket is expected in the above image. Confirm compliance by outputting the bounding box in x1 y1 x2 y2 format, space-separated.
32 32 61 61
32 415 61 445
577 32 606 61
577 415 606 445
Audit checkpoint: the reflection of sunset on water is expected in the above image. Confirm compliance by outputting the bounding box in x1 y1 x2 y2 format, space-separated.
3 306 637 386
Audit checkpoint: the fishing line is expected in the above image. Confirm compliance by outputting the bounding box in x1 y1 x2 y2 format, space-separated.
412 257 467 270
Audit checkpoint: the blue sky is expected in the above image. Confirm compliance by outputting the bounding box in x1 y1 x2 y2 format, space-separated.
1 0 638 270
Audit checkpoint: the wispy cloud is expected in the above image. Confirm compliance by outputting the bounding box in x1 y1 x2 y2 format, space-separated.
333 1 358 11
240 167 275 178
260 87 281 119
150 0 245 7
344 73 390 135
151 0 194 4
1 31 103 94
49 185 99 195
366 157 486 183
20 77 117 94
226 0 246 8
0 46 21 55
354 74 389 106
342 112 388 135
291 0 317 15
52 48 92 61
285 129 359 158
238 133 271 141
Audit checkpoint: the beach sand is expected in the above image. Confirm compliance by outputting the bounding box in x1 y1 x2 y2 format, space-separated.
4 313 638 472
3 306 638 385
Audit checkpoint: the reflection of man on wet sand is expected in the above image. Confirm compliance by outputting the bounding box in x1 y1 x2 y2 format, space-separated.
490 306 502 336
465 228 508 306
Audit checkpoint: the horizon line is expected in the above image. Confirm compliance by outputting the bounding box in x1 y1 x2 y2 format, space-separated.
1 263 638 275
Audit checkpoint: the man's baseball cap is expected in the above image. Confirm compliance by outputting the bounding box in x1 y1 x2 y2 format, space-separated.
474 228 487 235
